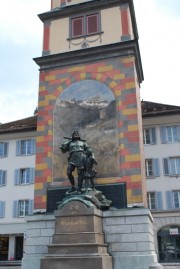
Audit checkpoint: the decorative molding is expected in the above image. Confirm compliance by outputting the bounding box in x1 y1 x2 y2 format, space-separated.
34 40 144 84
68 33 103 49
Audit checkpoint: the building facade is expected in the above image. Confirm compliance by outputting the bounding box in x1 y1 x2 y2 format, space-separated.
0 117 36 262
142 101 180 264
1 102 180 265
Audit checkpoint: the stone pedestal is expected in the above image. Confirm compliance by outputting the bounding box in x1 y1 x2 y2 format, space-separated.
40 201 112 269
103 208 161 269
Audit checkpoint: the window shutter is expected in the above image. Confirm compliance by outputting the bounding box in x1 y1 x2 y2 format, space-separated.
176 158 180 174
160 127 167 144
163 158 169 175
0 201 5 218
31 139 36 155
13 200 19 217
166 191 174 209
2 201 5 218
72 17 83 37
4 142 8 157
30 168 35 184
28 200 33 215
16 141 21 156
156 192 163 210
153 159 160 177
150 128 156 144
14 169 20 185
177 125 180 142
87 14 98 34
2 171 7 186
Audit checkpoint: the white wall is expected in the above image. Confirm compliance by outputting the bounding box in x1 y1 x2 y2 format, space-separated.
0 132 36 225
143 114 180 210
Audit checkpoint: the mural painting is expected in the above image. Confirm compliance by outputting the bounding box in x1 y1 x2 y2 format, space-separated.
53 80 119 183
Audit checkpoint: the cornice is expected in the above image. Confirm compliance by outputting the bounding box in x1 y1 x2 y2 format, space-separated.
142 109 180 118
34 40 144 83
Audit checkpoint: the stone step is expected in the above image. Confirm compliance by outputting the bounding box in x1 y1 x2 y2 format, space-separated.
41 255 112 269
52 232 104 244
48 243 109 255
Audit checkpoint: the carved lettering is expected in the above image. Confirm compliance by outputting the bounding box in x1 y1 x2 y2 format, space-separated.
60 219 87 226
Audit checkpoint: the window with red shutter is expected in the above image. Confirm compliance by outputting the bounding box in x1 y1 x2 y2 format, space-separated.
86 14 98 35
70 13 100 39
72 17 84 37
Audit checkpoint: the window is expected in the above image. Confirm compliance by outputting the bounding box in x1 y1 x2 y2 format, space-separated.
147 192 162 210
143 128 156 145
160 126 180 143
163 158 180 176
14 168 34 185
0 142 8 158
16 139 35 156
173 191 180 209
145 158 160 177
13 200 33 217
0 170 7 186
0 201 5 218
166 191 180 209
147 192 156 210
70 13 100 38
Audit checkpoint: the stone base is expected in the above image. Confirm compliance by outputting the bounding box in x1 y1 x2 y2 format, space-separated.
22 255 42 269
113 254 157 269
41 201 112 269
41 255 112 269
149 263 163 269
22 208 160 269
103 208 159 269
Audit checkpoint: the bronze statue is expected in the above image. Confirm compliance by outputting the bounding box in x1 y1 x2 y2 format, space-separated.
59 131 96 193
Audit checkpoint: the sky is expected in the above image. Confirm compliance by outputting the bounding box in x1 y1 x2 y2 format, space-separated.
0 0 180 123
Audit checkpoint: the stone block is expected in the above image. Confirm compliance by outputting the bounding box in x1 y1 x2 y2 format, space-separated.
27 236 50 246
125 216 150 224
41 255 112 269
113 253 157 269
131 223 150 233
27 229 41 237
25 245 48 255
105 217 125 226
41 228 54 237
110 224 132 234
149 263 163 269
48 243 108 255
121 233 151 243
111 242 138 252
52 232 104 244
106 234 122 243
22 255 42 269
45 221 55 229
137 242 155 252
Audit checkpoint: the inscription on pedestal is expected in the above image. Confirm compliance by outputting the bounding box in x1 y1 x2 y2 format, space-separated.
60 200 87 215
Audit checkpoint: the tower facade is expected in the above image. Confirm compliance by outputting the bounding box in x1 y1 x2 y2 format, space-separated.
34 0 145 211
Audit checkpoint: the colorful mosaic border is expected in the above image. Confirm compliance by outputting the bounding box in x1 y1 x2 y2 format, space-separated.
34 56 146 210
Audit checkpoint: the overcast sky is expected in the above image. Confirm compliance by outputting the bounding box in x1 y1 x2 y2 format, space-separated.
0 0 180 123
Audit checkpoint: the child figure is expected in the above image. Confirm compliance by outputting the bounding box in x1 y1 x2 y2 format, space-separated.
83 148 97 192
